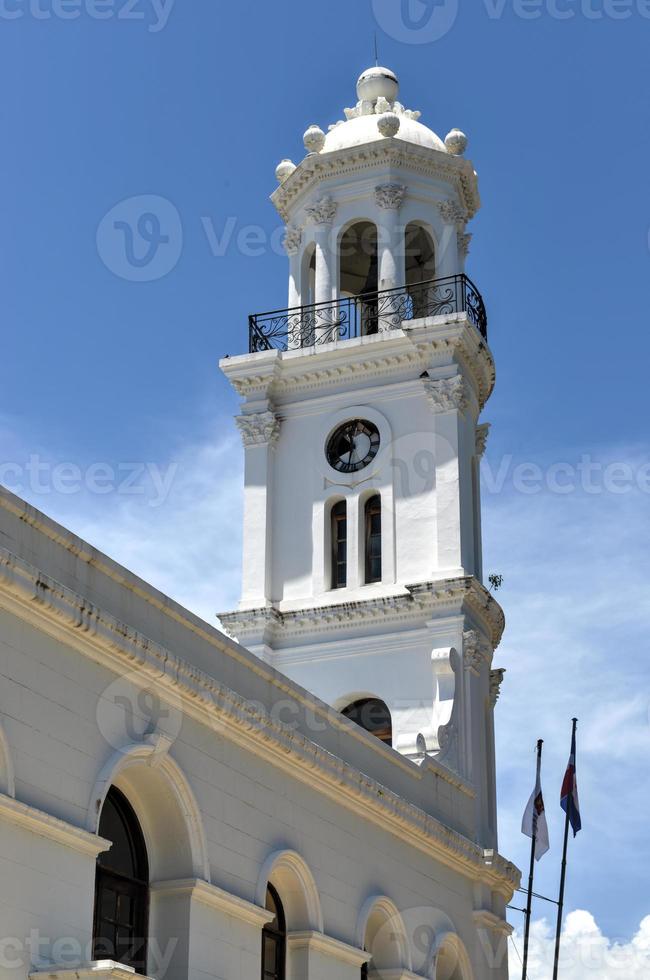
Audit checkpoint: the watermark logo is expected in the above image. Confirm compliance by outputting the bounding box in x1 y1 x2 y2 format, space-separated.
0 0 175 31
97 670 184 752
0 456 178 508
97 194 183 282
372 0 459 43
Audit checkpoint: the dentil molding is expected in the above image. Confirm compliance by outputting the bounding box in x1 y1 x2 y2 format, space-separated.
270 141 481 224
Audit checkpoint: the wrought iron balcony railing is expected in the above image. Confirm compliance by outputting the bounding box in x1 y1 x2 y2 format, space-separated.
248 273 487 354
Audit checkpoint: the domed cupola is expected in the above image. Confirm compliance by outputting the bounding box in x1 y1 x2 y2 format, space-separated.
264 66 484 352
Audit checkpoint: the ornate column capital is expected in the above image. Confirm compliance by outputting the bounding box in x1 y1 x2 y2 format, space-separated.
490 668 506 707
423 375 468 414
236 412 281 448
463 630 490 676
305 195 337 226
375 183 407 210
458 231 472 258
282 225 303 256
476 423 491 459
436 200 468 227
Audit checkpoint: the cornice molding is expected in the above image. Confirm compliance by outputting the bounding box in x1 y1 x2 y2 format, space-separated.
286 931 369 967
0 546 517 898
221 577 505 650
221 314 495 411
150 879 272 927
0 792 111 858
270 140 480 223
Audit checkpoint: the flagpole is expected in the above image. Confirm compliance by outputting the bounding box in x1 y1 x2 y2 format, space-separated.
552 718 578 980
521 739 543 980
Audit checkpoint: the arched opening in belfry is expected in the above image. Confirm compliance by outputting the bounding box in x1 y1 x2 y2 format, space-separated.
339 221 379 335
405 222 436 286
341 698 392 746
405 222 436 319
301 243 316 308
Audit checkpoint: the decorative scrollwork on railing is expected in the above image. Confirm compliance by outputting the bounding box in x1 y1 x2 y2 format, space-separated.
249 274 487 353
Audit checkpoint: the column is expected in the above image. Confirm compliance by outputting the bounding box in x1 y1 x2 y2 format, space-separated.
236 411 281 608
375 183 406 332
305 196 338 342
283 225 303 349
436 199 468 279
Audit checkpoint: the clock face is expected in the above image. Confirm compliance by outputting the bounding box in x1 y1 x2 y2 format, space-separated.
326 420 380 474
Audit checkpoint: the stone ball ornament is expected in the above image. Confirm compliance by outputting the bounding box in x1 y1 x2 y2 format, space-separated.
445 128 468 156
357 66 399 105
303 124 326 154
377 112 401 139
275 159 297 183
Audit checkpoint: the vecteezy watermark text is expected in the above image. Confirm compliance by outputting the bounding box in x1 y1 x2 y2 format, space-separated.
372 0 650 44
0 456 177 507
0 0 175 31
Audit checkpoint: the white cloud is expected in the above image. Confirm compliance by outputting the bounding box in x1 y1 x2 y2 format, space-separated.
511 911 650 979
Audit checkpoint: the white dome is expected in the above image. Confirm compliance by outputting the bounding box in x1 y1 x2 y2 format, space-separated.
323 112 446 154
320 66 447 155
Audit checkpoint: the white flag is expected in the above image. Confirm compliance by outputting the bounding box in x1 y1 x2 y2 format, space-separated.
522 751 550 861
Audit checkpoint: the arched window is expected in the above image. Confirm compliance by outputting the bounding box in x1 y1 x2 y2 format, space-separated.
262 884 286 980
342 698 392 747
364 495 382 584
93 787 149 974
405 223 436 319
331 500 347 590
339 221 379 336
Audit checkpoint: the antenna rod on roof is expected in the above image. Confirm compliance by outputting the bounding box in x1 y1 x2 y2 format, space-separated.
374 31 379 66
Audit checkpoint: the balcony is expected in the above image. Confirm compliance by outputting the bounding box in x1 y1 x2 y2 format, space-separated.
248 274 487 354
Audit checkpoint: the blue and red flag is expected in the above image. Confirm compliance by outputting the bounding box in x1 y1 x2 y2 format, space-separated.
560 727 582 837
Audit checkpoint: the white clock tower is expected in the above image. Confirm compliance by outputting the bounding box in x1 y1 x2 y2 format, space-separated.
220 66 506 850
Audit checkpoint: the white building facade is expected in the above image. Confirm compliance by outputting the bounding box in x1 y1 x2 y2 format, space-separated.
0 68 517 980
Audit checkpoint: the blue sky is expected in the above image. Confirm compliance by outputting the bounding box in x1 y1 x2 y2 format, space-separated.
1 0 649 971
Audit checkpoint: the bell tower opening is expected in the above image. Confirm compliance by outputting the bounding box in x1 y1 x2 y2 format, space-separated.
405 222 436 318
339 221 379 335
